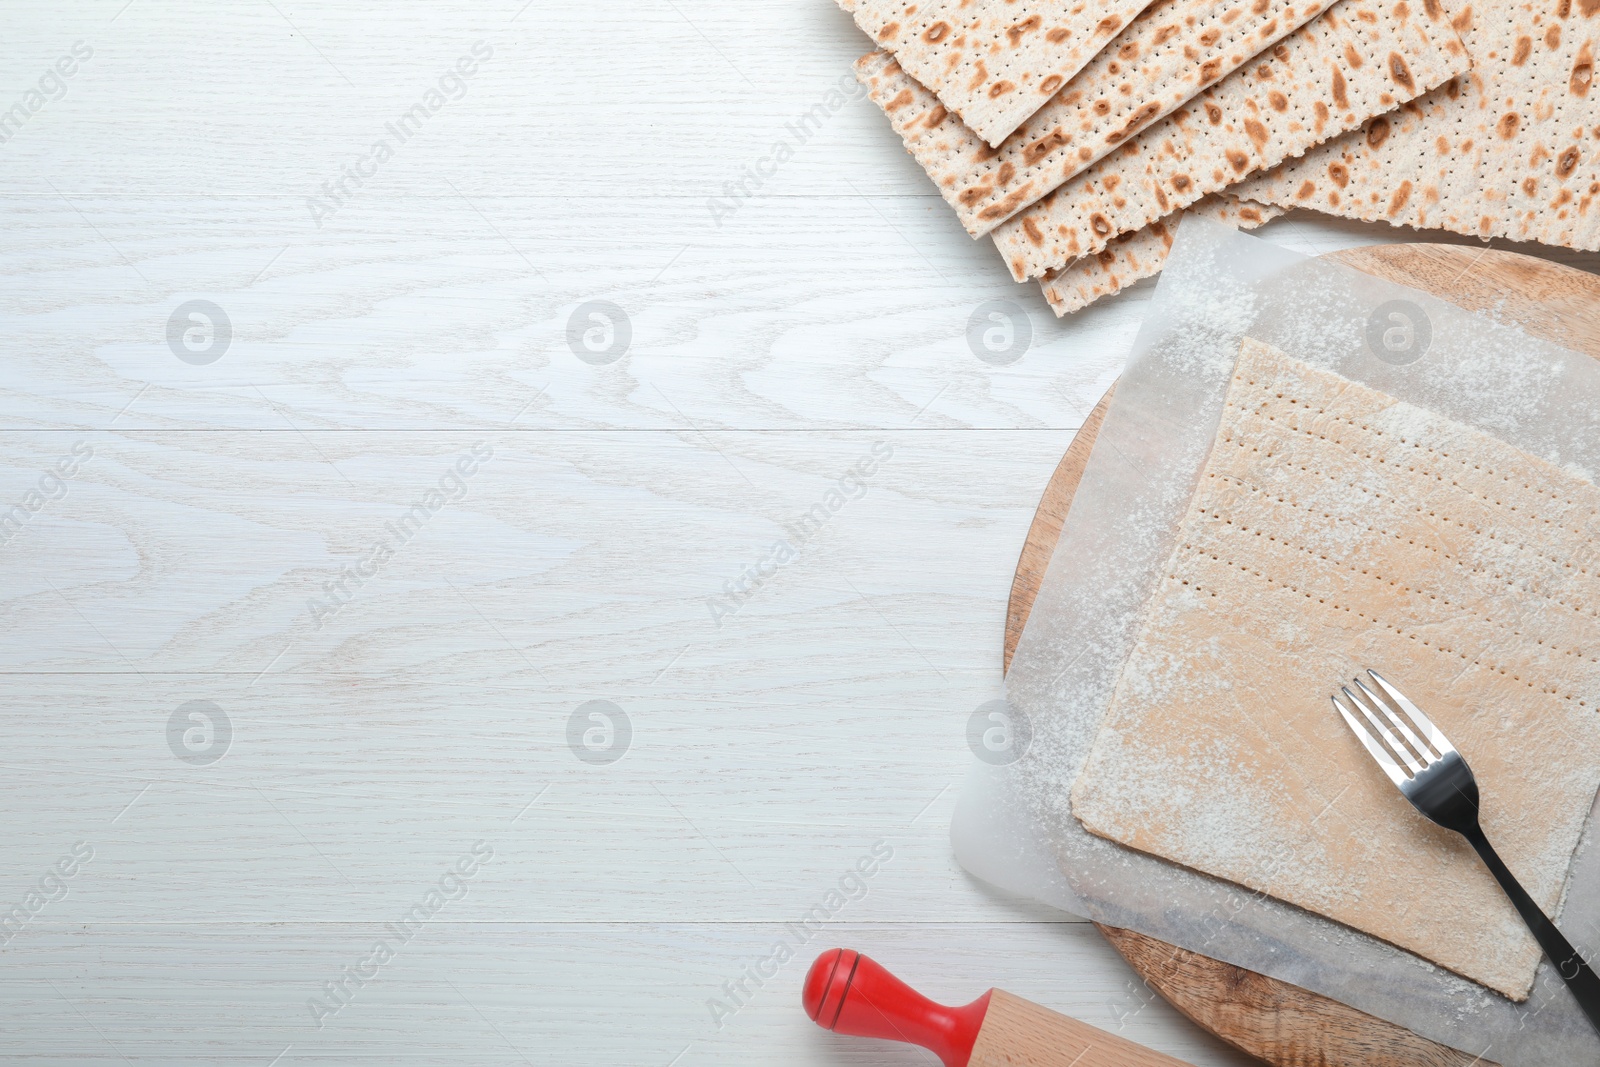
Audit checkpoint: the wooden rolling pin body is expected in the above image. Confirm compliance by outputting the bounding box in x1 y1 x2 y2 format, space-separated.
804 948 1193 1067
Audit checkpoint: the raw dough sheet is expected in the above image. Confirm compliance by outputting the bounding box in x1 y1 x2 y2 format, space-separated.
1071 338 1600 1000
991 218 1600 1066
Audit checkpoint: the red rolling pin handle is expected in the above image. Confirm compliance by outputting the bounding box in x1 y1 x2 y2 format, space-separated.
803 948 992 1067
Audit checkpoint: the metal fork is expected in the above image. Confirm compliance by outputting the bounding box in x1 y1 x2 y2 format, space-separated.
1333 670 1600 1032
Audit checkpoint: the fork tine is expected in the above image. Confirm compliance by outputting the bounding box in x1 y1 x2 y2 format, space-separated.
1367 669 1457 756
1342 685 1424 775
1332 693 1410 787
1353 676 1438 764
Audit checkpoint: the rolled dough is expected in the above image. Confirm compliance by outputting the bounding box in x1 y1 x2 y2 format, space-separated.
1071 338 1600 1000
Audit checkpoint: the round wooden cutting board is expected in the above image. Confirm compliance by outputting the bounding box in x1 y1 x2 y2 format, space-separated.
1002 244 1600 1067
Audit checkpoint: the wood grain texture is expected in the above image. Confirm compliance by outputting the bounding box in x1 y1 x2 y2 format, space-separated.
1002 243 1600 1067
972 987 1193 1067
0 922 1248 1067
1098 927 1490 1067
1324 244 1600 348
3 0 1598 1062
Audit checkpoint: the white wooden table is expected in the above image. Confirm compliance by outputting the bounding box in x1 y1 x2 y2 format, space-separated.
4 2 1598 1064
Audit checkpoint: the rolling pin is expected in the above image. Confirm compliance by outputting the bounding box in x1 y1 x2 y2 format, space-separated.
803 948 1193 1067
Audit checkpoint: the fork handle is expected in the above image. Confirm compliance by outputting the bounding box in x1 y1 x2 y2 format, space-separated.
1464 826 1600 1035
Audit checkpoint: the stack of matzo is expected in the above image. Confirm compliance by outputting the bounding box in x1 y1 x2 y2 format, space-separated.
855 0 1349 235
843 0 1600 314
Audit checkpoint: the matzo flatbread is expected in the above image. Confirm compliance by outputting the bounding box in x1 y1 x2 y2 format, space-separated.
992 0 1469 280
846 0 1160 146
856 0 1339 237
1071 340 1600 999
1038 197 1284 314
1235 0 1600 249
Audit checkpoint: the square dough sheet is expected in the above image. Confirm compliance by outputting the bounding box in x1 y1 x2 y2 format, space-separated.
1070 338 1600 1000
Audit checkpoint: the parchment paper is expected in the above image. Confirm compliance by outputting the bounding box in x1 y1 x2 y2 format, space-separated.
956 219 1600 1065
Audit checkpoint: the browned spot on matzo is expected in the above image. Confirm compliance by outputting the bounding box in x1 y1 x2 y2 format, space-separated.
1023 128 1070 163
1007 15 1043 45
977 185 1039 220
1110 101 1165 142
1574 43 1594 96
1389 51 1415 89
1332 67 1350 109
1389 178 1414 213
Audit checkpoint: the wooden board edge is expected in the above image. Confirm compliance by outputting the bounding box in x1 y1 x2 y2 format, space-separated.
1094 925 1492 1067
1003 384 1114 675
